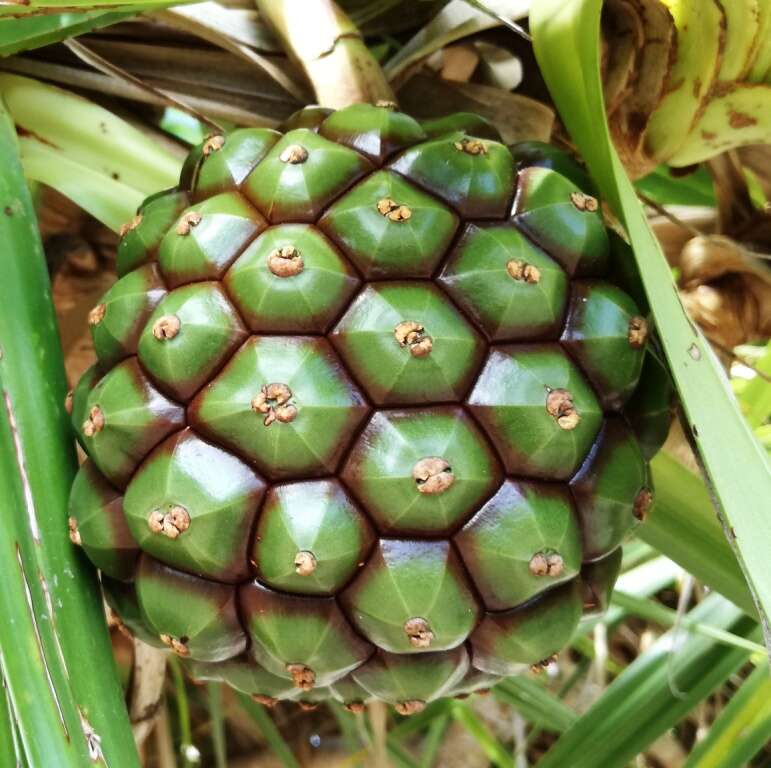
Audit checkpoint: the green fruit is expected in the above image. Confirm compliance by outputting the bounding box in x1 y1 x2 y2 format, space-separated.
69 103 659 711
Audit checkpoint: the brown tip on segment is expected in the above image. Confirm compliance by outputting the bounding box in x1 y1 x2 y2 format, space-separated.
395 700 425 716
506 259 541 284
344 701 366 714
376 198 412 222
529 551 564 577
570 192 599 212
280 144 309 164
68 516 81 546
82 405 105 437
375 100 398 109
267 246 304 277
88 303 107 327
203 135 225 156
628 316 648 348
476 688 491 696
119 213 142 238
176 211 202 236
454 138 487 156
152 314 181 341
64 390 74 415
287 663 315 691
160 633 190 656
251 694 278 708
529 654 557 674
412 457 454 495
252 384 297 427
633 487 653 521
545 388 580 430
148 505 191 539
298 701 319 712
294 550 317 576
404 617 434 648
394 321 433 358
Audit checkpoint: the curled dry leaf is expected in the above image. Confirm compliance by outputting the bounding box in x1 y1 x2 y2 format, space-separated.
677 235 771 356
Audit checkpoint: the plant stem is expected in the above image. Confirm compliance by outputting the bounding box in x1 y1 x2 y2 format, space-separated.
255 0 395 108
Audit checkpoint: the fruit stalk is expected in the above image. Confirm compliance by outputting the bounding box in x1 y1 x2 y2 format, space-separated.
255 0 396 108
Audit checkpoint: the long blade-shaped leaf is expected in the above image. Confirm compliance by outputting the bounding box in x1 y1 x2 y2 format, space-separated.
0 12 135 56
0 96 139 766
0 0 192 17
684 660 771 768
641 453 755 616
536 595 760 768
530 0 771 645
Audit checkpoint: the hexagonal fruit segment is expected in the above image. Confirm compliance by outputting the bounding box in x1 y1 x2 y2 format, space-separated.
342 407 502 535
136 556 247 662
68 459 138 581
420 113 501 141
455 480 582 611
190 336 368 480
76 358 186 487
137 282 248 402
186 657 297 705
279 107 333 132
330 282 485 405
252 480 375 596
389 132 515 218
239 581 373 689
570 418 652 561
69 363 104 448
624 351 675 460
224 224 359 333
243 129 372 222
511 167 608 277
124 429 265 582
329 675 373 711
190 128 281 200
439 223 568 341
352 647 469 714
444 668 503 699
116 189 189 277
89 264 167 367
467 344 603 480
561 281 647 410
341 538 479 653
470 580 583 676
158 193 266 288
580 547 623 618
101 576 165 648
319 103 427 164
319 170 458 278
509 141 594 193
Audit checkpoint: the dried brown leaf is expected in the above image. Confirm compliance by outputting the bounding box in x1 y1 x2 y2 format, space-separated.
397 71 553 144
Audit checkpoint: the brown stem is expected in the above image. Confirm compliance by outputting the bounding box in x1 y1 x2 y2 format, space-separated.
255 0 396 109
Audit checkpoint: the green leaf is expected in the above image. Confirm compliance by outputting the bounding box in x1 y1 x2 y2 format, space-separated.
738 341 771 429
0 0 192 17
684 660 771 768
639 453 756 616
493 677 577 733
0 673 22 766
536 594 760 768
635 164 716 208
207 683 228 768
530 0 771 644
0 91 139 767
450 701 513 768
0 11 136 56
0 73 182 230
237 693 301 768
